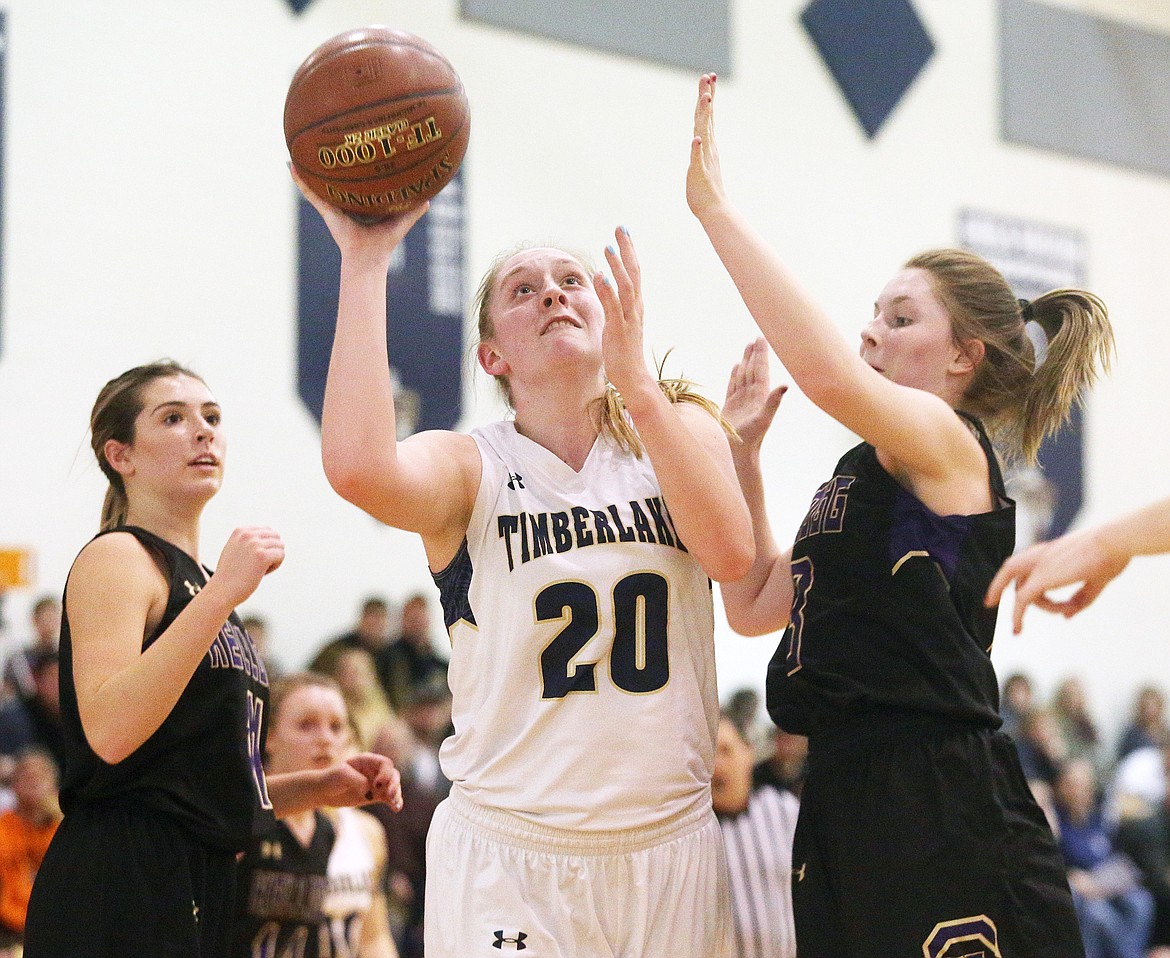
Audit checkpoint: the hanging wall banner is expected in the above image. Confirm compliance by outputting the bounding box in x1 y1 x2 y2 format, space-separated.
296 170 467 436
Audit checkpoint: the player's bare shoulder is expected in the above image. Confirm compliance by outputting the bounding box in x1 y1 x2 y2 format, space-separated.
70 531 168 593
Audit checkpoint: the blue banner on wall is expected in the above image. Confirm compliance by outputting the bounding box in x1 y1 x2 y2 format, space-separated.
297 170 466 436
800 0 934 138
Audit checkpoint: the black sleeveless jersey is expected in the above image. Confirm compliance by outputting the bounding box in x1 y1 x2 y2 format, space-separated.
57 526 274 851
233 809 376 958
766 414 1014 738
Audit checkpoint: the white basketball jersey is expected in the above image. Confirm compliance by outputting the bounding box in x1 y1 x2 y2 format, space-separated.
435 421 720 830
324 807 376 919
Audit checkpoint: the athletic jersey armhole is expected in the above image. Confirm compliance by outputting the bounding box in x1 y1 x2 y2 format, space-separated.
467 427 508 541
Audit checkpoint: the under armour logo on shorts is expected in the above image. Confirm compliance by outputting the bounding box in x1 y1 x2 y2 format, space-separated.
492 930 528 950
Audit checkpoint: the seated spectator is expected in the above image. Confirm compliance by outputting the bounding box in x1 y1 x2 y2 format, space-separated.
752 725 808 799
239 612 283 682
713 715 798 958
724 686 774 762
0 747 62 953
1055 758 1154 958
2 597 60 703
1000 671 1035 741
1117 685 1170 764
1113 743 1170 951
310 596 392 680
367 717 444 958
1110 743 1168 824
1015 707 1070 788
380 594 447 714
399 677 452 799
1053 677 1103 772
332 646 396 751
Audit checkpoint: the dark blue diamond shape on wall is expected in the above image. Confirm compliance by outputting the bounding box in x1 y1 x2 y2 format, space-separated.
283 0 315 13
800 0 934 139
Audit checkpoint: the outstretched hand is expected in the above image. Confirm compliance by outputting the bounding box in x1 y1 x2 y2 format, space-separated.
595 225 652 397
687 73 728 222
319 752 404 812
984 529 1130 634
289 164 428 267
723 338 786 456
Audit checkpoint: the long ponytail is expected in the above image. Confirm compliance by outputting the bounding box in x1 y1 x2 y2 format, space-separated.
906 249 1114 465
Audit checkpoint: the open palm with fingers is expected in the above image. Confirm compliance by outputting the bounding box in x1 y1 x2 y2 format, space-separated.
724 338 786 455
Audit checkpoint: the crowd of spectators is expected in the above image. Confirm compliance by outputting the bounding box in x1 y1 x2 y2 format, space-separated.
1006 671 1170 958
0 588 451 958
3 583 1169 958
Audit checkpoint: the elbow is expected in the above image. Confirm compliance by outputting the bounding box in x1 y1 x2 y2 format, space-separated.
706 539 756 584
322 448 376 506
722 604 768 637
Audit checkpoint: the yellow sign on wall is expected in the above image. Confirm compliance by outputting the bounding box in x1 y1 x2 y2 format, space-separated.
0 548 33 588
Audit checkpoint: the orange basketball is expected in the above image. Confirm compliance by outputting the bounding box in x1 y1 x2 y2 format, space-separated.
284 26 470 221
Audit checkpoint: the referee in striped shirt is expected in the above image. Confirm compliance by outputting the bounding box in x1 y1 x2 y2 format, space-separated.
714 714 801 958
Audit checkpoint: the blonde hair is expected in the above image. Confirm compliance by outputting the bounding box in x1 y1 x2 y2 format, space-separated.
89 360 205 531
905 249 1114 465
472 243 735 456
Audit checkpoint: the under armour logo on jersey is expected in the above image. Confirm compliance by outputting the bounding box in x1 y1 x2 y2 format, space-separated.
183 579 200 597
492 930 527 950
507 473 525 490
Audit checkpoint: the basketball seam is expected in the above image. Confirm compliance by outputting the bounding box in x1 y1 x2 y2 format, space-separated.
288 40 456 95
285 86 466 142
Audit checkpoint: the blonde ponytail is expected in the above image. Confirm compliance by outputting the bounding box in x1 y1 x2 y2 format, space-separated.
1015 290 1114 463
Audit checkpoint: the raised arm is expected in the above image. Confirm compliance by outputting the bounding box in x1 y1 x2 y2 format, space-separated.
293 171 480 565
596 226 753 582
986 496 1170 632
685 75 984 501
718 338 795 635
69 528 283 764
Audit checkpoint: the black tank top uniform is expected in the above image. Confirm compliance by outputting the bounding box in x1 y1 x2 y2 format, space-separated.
766 412 1012 740
56 525 274 847
233 812 340 958
24 526 276 958
768 416 1085 958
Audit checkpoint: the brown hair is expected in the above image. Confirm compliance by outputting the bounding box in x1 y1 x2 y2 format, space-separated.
905 249 1114 464
269 670 344 724
266 670 358 760
90 360 204 531
472 243 734 457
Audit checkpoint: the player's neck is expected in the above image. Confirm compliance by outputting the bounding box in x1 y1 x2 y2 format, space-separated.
122 502 202 562
283 808 318 847
512 406 600 472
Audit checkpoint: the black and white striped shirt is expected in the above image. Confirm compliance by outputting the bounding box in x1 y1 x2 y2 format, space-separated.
718 785 800 958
